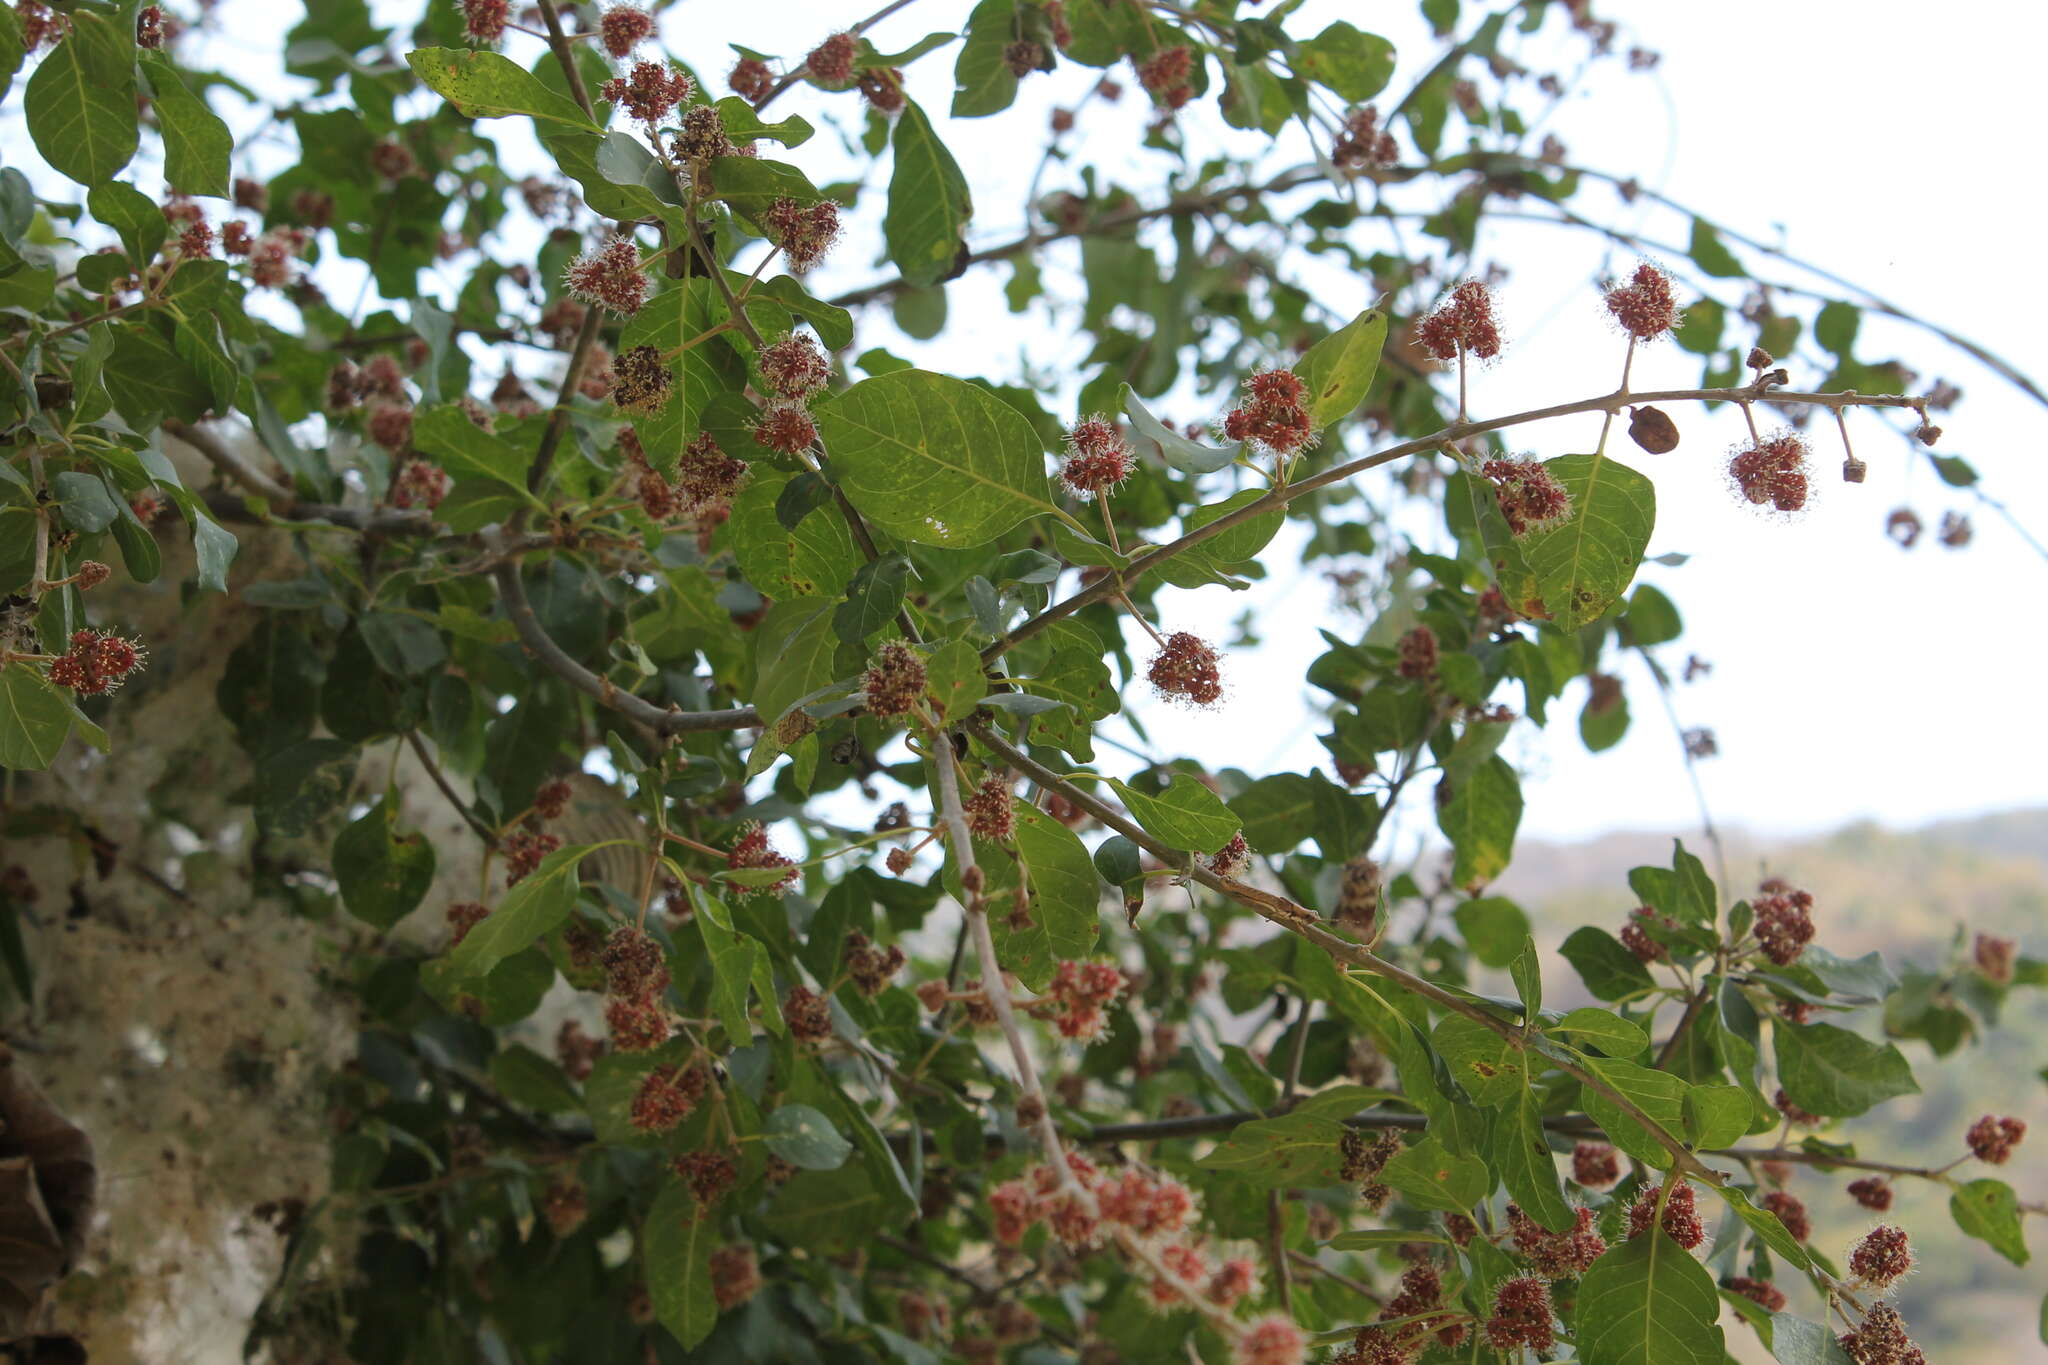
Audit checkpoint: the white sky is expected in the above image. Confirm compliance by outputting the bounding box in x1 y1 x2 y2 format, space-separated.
156 1 2048 844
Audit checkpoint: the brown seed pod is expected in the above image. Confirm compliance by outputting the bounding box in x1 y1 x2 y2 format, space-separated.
1627 405 1680 454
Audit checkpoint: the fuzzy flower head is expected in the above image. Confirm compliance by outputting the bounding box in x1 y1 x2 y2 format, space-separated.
726 822 798 898
1136 45 1195 109
963 773 1017 842
1725 1276 1787 1312
599 5 655 59
1626 1181 1705 1249
1760 1190 1811 1242
751 402 818 456
1483 1275 1555 1354
564 236 651 317
392 459 451 510
1847 1177 1894 1212
1966 1114 2026 1164
762 196 842 272
1147 631 1222 707
47 629 148 696
1234 1316 1306 1365
1728 431 1813 514
1838 1303 1924 1365
1972 933 2017 985
1480 457 1572 536
806 31 858 85
1604 262 1682 340
459 0 509 43
1221 368 1316 457
600 60 695 125
1034 959 1126 1043
1848 1225 1913 1288
758 331 831 401
729 56 775 101
1059 416 1133 499
1754 883 1817 966
861 642 927 718
610 345 673 414
1415 280 1503 362
1333 105 1399 169
674 432 750 510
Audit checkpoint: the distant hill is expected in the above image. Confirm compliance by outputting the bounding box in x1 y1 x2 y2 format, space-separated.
1487 808 2047 1362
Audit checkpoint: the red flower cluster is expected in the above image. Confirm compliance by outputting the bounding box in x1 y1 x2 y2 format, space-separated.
1603 262 1681 340
600 61 695 125
446 901 489 946
1507 1203 1607 1278
1725 1276 1787 1312
859 68 906 112
1754 882 1816 965
1147 631 1222 707
601 925 670 998
1729 432 1812 513
1480 457 1572 536
729 57 775 102
671 432 750 512
1415 280 1503 362
1774 1087 1821 1127
1626 1181 1705 1249
367 402 414 452
1221 369 1315 456
1094 1166 1195 1237
726 822 798 898
1972 932 2017 984
392 459 450 510
843 932 906 997
460 0 508 43
1849 1225 1913 1287
1059 417 1133 499
806 31 858 84
763 195 842 272
709 1243 761 1311
1838 1303 1926 1365
752 402 817 455
1395 624 1438 681
862 642 927 718
1483 1275 1555 1354
758 332 831 401
47 629 147 696
673 1149 738 1204
1234 1317 1306 1365
629 1062 708 1133
1966 1113 2026 1164
964 773 1017 841
605 993 670 1051
564 236 650 317
1136 46 1194 109
989 1150 1111 1247
784 983 832 1042
1760 1190 1811 1241
1847 1176 1894 1211
1031 959 1126 1042
501 828 561 885
1334 105 1398 169
1572 1141 1621 1188
1376 1260 1466 1351
599 5 655 59
1204 832 1250 877
1338 1129 1401 1210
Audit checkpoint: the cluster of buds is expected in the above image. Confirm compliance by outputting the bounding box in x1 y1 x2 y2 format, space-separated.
1135 45 1194 109
1395 624 1438 681
1759 1189 1811 1241
445 901 490 946
1603 262 1681 340
758 332 831 402
1338 1129 1402 1210
1508 1204 1608 1278
392 459 451 511
750 402 817 456
729 56 775 102
858 67 906 113
1415 280 1503 362
842 932 905 996
673 1148 739 1204
761 195 841 273
1026 959 1126 1042
599 4 656 59
1204 832 1250 877
601 60 695 125
1572 1141 1621 1188
564 236 651 317
1058 417 1133 500
861 642 927 718
672 104 755 172
708 1243 761 1311
1483 1275 1555 1354
1753 879 1817 965
1838 1303 1926 1365
1221 369 1315 459
1728 431 1813 513
1972 932 2017 984
914 976 998 1026
1774 1087 1821 1127
628 1062 709 1133
232 225 311 290
1479 457 1572 536
459 0 509 43
500 827 562 885
1966 1113 2026 1164
1848 1225 1913 1288
1847 1176 1894 1211
1724 1276 1787 1312
46 629 147 696
1233 1318 1306 1365
17 0 69 51
611 346 672 415
1626 1181 1705 1249
963 773 1017 842
805 31 858 84
1147 631 1222 707
784 983 833 1042
653 432 751 519
1333 105 1398 169
1619 905 1673 963
726 821 798 899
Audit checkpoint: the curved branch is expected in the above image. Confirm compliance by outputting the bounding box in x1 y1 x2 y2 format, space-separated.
164 418 298 508
490 559 759 735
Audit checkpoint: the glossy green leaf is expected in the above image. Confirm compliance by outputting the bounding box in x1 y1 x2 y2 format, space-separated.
814 369 1054 548
729 467 863 600
1555 1007 1649 1059
1519 453 1656 630
24 13 138 187
884 100 972 288
1560 926 1657 1001
1766 1313 1853 1365
1578 1058 1688 1165
1108 774 1241 856
143 53 233 197
1378 1134 1490 1213
1294 22 1397 102
446 844 592 979
952 0 1021 117
1494 1090 1572 1232
1576 1230 1727 1365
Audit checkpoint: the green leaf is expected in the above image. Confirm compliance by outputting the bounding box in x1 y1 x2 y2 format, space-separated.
0 6 20 105
1560 926 1656 1001
1815 301 1860 357
142 53 233 197
1772 1022 1918 1118
755 274 853 350
1687 218 1744 278
1518 453 1656 630
1436 754 1521 890
832 554 912 641
52 471 121 533
619 281 742 471
1108 774 1241 855
191 512 238 593
1294 307 1388 428
729 467 863 600
1555 1007 1649 1059
748 602 839 728
1122 382 1234 473
814 369 1054 549
694 891 763 1042
1196 1111 1348 1187
951 0 1021 117
87 182 167 265
1378 1134 1490 1213
406 47 599 128
1454 897 1531 969
1294 21 1397 102
104 324 210 428
446 844 592 979
1578 1058 1688 1165
1575 1231 1727 1365
0 667 72 771
410 404 536 496
1494 1090 1572 1231
644 1180 718 1349
764 1103 854 1170
24 13 139 187
1509 937 1543 1018
712 96 812 148
1432 1013 1529 1106
923 637 987 723
173 316 239 416
1683 1084 1751 1150
1627 839 1717 927
1951 1178 2030 1266
1717 1184 1814 1270
333 794 436 930
1766 1313 1853 1365
487 1045 583 1114
709 154 820 222
884 99 972 288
